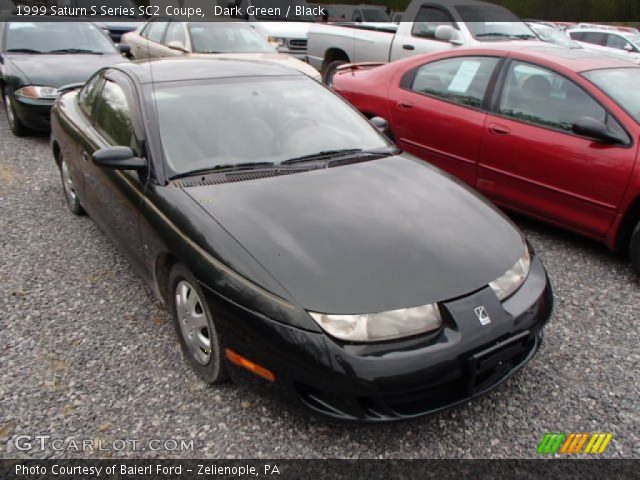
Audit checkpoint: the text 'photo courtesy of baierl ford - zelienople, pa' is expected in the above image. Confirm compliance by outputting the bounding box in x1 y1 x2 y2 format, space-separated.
0 0 639 479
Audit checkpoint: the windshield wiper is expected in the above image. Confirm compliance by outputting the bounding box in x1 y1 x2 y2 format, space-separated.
281 147 398 166
49 48 104 55
280 149 364 165
170 161 276 180
6 48 43 54
476 32 521 39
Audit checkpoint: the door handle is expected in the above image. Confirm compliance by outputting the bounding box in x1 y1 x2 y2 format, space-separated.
397 101 414 111
402 44 415 50
488 123 510 136
82 151 90 162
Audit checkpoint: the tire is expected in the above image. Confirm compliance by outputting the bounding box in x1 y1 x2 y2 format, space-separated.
3 91 29 137
630 221 640 274
59 154 85 215
322 60 347 87
169 263 229 384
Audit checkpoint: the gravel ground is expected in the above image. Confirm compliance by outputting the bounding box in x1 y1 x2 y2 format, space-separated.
0 111 639 460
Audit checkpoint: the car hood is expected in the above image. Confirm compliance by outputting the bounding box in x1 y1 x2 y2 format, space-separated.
185 156 525 314
7 53 124 87
189 52 320 78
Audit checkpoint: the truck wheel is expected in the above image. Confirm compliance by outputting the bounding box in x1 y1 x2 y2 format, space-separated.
630 221 640 274
323 60 347 87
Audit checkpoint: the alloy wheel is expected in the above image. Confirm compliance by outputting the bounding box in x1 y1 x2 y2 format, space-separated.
4 94 16 129
61 159 77 206
175 280 211 365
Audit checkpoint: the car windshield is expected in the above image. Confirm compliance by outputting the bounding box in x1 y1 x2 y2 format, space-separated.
188 23 275 53
583 68 640 123
153 76 389 176
250 0 314 21
5 22 116 54
362 9 390 22
456 5 536 40
531 25 580 48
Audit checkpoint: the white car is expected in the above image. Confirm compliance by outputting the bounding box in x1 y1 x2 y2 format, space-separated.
232 0 315 60
121 20 320 80
568 28 640 63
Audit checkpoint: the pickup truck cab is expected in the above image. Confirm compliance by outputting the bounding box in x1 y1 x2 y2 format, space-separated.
308 0 539 83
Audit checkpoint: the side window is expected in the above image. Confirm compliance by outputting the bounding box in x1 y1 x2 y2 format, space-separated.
145 21 167 44
498 61 626 138
78 72 103 117
93 80 139 151
410 56 500 108
583 32 607 46
412 6 456 40
352 9 362 22
606 34 631 50
164 22 187 47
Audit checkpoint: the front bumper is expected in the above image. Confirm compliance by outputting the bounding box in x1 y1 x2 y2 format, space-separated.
206 255 553 422
12 95 55 131
276 48 308 62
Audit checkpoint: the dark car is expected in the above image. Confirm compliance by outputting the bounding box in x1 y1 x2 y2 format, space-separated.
332 46 640 274
51 58 552 422
0 20 128 136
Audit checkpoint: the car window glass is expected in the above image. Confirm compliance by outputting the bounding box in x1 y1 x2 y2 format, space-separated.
410 56 499 108
352 10 362 21
145 21 167 43
499 61 625 138
606 34 629 50
164 22 187 47
78 73 104 117
412 6 456 40
583 32 607 46
94 80 139 152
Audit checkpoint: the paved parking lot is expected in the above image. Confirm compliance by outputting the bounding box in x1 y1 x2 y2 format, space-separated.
0 112 638 459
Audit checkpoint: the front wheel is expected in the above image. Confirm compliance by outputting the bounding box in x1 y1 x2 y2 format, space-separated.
59 155 84 215
630 221 640 274
3 92 29 137
323 60 347 87
169 263 229 384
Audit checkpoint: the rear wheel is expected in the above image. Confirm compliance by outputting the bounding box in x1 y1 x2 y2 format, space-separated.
169 263 229 384
59 155 84 215
3 92 29 137
630 221 640 274
323 60 347 87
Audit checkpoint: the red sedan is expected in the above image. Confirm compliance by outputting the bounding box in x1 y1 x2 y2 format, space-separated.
332 45 640 273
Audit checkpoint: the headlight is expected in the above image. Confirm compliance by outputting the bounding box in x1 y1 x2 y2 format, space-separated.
267 36 286 48
309 303 442 343
15 86 58 100
489 248 531 301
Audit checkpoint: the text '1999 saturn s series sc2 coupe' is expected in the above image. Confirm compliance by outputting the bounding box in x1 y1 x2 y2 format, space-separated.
50 58 553 422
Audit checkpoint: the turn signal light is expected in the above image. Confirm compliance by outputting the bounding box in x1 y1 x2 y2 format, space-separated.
225 349 275 382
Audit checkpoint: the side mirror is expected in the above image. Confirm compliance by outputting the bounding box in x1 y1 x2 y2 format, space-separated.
435 25 462 45
167 40 188 53
117 43 131 57
369 116 389 134
572 117 625 144
623 43 634 52
93 147 146 170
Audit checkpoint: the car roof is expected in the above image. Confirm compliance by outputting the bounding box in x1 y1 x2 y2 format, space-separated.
457 44 639 72
113 57 303 84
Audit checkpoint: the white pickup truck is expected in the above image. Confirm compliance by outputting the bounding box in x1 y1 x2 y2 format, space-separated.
308 0 540 83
